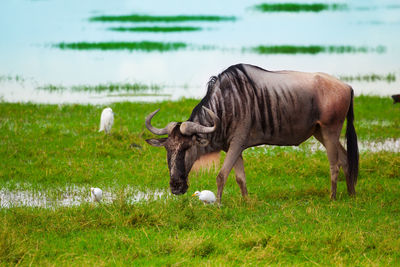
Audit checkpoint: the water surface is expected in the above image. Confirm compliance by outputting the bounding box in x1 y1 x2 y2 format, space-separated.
0 0 399 103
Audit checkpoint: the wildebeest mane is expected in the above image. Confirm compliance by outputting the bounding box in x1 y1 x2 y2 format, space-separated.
189 75 218 121
189 64 273 135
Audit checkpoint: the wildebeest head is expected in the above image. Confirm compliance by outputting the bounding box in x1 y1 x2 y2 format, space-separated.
145 107 219 195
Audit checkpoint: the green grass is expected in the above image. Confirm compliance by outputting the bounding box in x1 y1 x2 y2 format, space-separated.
108 26 203 33
90 14 236 23
0 96 399 265
250 45 386 54
254 3 347 12
56 41 187 52
339 73 396 83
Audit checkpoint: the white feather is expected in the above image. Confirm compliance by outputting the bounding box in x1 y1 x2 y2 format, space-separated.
192 190 216 204
91 187 103 202
99 107 114 134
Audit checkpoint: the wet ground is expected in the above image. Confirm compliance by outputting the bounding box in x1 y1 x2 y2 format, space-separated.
0 185 166 208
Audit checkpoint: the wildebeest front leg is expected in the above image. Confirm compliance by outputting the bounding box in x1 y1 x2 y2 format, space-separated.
233 154 248 197
216 144 243 204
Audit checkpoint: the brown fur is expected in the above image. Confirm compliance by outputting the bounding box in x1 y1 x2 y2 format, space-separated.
191 152 220 172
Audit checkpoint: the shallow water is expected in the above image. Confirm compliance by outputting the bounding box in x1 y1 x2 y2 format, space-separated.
0 0 400 103
0 185 167 209
248 138 400 155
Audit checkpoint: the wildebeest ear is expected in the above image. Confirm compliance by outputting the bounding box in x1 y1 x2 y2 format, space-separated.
146 138 167 147
195 137 209 147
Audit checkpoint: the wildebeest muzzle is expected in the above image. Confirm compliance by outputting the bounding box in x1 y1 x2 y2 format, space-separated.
170 178 188 195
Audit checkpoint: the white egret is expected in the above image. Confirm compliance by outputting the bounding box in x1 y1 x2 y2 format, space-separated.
91 187 103 202
99 107 114 134
192 190 216 204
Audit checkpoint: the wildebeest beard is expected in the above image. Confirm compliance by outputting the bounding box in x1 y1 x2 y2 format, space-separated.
168 148 189 195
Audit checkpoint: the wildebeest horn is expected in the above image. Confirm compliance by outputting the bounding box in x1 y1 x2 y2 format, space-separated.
145 109 177 135
180 107 220 135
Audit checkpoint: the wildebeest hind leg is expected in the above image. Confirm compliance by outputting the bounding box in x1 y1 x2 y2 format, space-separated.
338 144 355 195
314 127 340 200
233 154 248 197
216 143 243 204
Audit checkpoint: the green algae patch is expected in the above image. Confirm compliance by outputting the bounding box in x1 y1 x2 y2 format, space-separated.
253 3 347 12
109 26 202 33
249 45 386 54
339 73 396 83
56 41 187 52
90 14 236 23
37 83 163 93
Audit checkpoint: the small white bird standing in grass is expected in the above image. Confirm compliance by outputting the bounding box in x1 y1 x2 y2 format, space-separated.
192 190 216 204
91 187 103 202
99 107 114 134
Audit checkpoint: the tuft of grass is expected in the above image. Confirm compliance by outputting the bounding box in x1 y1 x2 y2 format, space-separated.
253 3 347 12
249 45 386 55
0 225 28 264
191 240 217 258
109 26 203 33
55 41 187 52
90 14 236 23
339 73 396 83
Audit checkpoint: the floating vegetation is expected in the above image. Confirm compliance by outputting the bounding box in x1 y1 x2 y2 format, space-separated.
56 41 187 52
0 74 25 83
55 42 387 55
37 83 162 93
253 3 347 12
339 73 396 83
249 45 386 55
90 14 236 23
355 5 400 11
109 26 202 33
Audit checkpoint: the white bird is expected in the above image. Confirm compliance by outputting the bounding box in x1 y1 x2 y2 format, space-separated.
192 190 216 204
99 107 114 134
91 187 103 202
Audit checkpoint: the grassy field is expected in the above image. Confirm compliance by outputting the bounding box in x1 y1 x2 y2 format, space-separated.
0 96 399 265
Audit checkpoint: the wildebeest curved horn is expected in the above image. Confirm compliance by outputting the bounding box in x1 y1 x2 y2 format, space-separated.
145 109 177 135
180 107 220 135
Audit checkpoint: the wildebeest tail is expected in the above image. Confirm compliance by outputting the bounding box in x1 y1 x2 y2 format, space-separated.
346 89 359 195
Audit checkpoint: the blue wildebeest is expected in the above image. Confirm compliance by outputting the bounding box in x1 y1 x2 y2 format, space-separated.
145 64 359 203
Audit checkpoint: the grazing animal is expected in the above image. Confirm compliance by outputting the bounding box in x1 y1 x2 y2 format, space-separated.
91 187 103 202
192 190 216 204
392 94 400 104
145 64 359 203
99 107 114 134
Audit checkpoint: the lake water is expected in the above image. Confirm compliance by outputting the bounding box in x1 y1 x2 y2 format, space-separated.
1 0 400 104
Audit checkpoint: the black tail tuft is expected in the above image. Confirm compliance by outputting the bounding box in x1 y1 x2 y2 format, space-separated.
346 89 359 195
